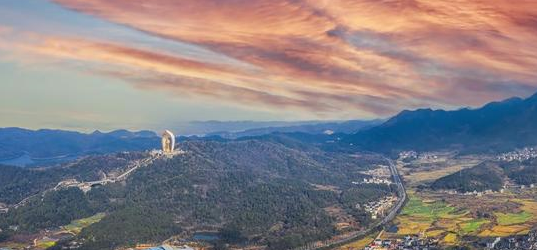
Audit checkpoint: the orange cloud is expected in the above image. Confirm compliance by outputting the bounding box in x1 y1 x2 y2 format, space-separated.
6 0 537 118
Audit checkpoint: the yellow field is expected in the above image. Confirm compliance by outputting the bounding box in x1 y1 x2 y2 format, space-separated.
442 233 458 245
399 160 478 186
473 199 537 237
407 165 470 183
396 216 433 235
478 225 530 237
36 240 56 249
495 211 532 226
62 213 106 234
336 234 375 250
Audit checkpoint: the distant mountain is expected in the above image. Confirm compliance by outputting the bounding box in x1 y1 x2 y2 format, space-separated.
174 120 331 135
93 129 156 138
0 128 158 166
207 119 383 139
344 92 537 153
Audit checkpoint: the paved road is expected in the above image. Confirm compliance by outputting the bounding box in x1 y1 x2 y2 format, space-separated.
382 158 406 225
12 155 159 209
291 157 406 250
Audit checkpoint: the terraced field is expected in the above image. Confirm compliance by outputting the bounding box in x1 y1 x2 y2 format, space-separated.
392 156 537 245
496 211 532 226
478 199 537 237
392 192 489 245
459 219 489 234
393 191 537 246
395 194 461 238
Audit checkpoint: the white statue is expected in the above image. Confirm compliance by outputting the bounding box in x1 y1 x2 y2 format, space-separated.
161 130 175 153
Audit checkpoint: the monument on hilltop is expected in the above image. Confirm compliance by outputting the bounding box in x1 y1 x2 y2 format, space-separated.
161 130 175 153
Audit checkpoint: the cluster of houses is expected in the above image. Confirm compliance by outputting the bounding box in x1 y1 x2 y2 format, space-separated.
398 151 418 160
442 188 502 196
364 235 439 250
498 147 537 162
353 177 393 185
440 182 537 197
398 151 438 161
362 196 398 219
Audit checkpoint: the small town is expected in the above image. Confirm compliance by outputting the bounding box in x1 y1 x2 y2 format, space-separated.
497 147 537 162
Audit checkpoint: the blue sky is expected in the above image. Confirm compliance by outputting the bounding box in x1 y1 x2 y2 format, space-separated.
1 0 537 131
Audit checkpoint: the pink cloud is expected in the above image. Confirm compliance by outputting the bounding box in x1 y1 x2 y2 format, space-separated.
4 0 537 118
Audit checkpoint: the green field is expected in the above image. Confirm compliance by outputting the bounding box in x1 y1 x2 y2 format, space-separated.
62 213 106 234
495 211 532 226
401 195 455 220
459 219 489 234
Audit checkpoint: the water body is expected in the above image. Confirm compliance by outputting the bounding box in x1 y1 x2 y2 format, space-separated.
192 232 220 241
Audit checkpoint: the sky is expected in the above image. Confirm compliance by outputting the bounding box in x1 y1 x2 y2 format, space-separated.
1 0 537 132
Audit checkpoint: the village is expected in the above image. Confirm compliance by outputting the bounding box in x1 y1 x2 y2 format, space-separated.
497 147 537 162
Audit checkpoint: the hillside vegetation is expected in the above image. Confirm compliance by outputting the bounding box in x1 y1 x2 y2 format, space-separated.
0 139 394 250
431 159 537 192
431 162 504 192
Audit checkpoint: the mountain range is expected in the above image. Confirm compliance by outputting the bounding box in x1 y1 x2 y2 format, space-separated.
344 92 537 153
0 120 379 167
3 91 537 167
0 128 158 166
207 119 383 138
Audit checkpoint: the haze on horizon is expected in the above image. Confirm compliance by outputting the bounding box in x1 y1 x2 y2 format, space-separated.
1 0 537 132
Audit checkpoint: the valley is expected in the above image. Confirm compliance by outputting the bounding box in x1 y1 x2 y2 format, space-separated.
352 151 537 249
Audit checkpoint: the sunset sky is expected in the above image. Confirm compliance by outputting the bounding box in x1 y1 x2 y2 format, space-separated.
1 0 537 131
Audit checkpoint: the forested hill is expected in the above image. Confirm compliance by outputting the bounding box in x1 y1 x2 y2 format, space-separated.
0 139 394 250
431 162 505 192
431 159 537 193
0 152 148 205
343 92 537 153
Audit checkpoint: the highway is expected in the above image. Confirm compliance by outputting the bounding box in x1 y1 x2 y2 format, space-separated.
291 157 406 250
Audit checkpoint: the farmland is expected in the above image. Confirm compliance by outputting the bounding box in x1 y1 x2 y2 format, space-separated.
496 211 532 226
336 233 376 250
388 155 537 247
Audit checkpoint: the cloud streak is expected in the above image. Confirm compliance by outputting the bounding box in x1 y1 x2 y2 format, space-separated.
4 0 537 119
